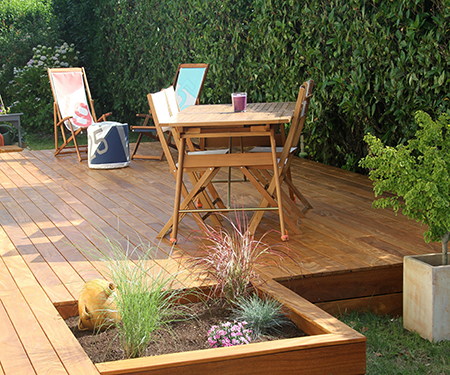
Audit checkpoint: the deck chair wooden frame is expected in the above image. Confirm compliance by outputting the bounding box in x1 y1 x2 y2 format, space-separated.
48 67 111 162
246 80 314 237
148 88 228 243
131 63 209 160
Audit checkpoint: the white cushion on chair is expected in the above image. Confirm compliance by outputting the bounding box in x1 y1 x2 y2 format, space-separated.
187 149 229 155
250 146 297 154
176 148 229 167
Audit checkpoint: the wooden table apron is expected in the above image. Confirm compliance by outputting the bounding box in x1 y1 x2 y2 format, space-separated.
158 102 296 241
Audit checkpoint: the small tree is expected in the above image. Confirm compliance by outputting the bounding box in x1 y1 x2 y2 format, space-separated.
360 111 450 265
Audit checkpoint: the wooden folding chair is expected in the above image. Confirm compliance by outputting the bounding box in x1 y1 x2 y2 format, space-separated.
247 80 314 238
148 87 228 243
248 81 314 203
48 67 111 162
131 63 209 160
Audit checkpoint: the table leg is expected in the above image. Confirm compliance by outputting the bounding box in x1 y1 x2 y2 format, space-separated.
171 137 186 244
16 118 22 147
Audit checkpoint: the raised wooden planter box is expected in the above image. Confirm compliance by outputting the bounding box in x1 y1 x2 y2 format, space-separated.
58 279 366 375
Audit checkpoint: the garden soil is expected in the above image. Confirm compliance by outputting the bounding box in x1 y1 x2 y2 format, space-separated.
66 300 306 364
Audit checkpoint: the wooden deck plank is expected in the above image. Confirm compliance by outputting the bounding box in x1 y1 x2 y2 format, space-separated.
0 260 69 375
0 226 99 375
29 150 199 252
304 212 402 264
3 153 104 283
0 144 443 374
34 152 179 248
292 174 433 248
4 154 113 286
0 196 73 302
289 186 438 259
6 152 136 275
0 298 36 375
294 158 434 236
300 225 391 268
28 152 139 248
0 159 86 300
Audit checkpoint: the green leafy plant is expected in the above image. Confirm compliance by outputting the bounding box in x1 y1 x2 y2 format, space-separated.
231 293 291 338
90 236 194 359
360 111 450 265
6 42 79 133
187 212 295 305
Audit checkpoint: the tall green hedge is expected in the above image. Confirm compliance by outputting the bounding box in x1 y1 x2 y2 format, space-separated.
14 0 450 170
300 0 450 170
0 0 56 96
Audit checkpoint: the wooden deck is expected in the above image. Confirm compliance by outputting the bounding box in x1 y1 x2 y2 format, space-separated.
0 142 439 374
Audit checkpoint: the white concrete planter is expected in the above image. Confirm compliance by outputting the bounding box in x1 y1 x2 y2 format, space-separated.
403 253 450 342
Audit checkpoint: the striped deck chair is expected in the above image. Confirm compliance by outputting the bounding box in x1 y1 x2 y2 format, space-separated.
48 67 111 162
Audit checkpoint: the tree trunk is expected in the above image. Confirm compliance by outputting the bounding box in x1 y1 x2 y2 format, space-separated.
441 232 449 265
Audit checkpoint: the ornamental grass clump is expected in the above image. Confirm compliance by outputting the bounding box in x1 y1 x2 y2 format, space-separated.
231 293 292 338
91 236 193 359
188 211 296 305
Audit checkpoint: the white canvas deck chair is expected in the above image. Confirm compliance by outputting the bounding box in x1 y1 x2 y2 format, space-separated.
131 63 209 160
48 67 111 162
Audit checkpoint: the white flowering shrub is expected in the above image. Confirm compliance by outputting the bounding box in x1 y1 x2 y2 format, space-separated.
0 0 56 98
6 42 80 133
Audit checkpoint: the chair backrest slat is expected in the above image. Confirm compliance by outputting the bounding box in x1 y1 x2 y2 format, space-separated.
278 80 314 167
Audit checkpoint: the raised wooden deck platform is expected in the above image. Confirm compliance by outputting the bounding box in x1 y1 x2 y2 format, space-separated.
0 142 439 374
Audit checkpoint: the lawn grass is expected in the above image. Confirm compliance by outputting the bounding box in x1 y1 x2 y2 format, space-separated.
339 311 450 374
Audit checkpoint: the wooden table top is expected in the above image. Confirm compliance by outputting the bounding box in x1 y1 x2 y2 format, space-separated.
160 102 296 128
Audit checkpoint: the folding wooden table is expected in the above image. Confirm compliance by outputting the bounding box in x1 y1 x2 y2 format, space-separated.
157 102 297 243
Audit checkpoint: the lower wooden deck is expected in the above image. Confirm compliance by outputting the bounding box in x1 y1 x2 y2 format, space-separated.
0 142 439 374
